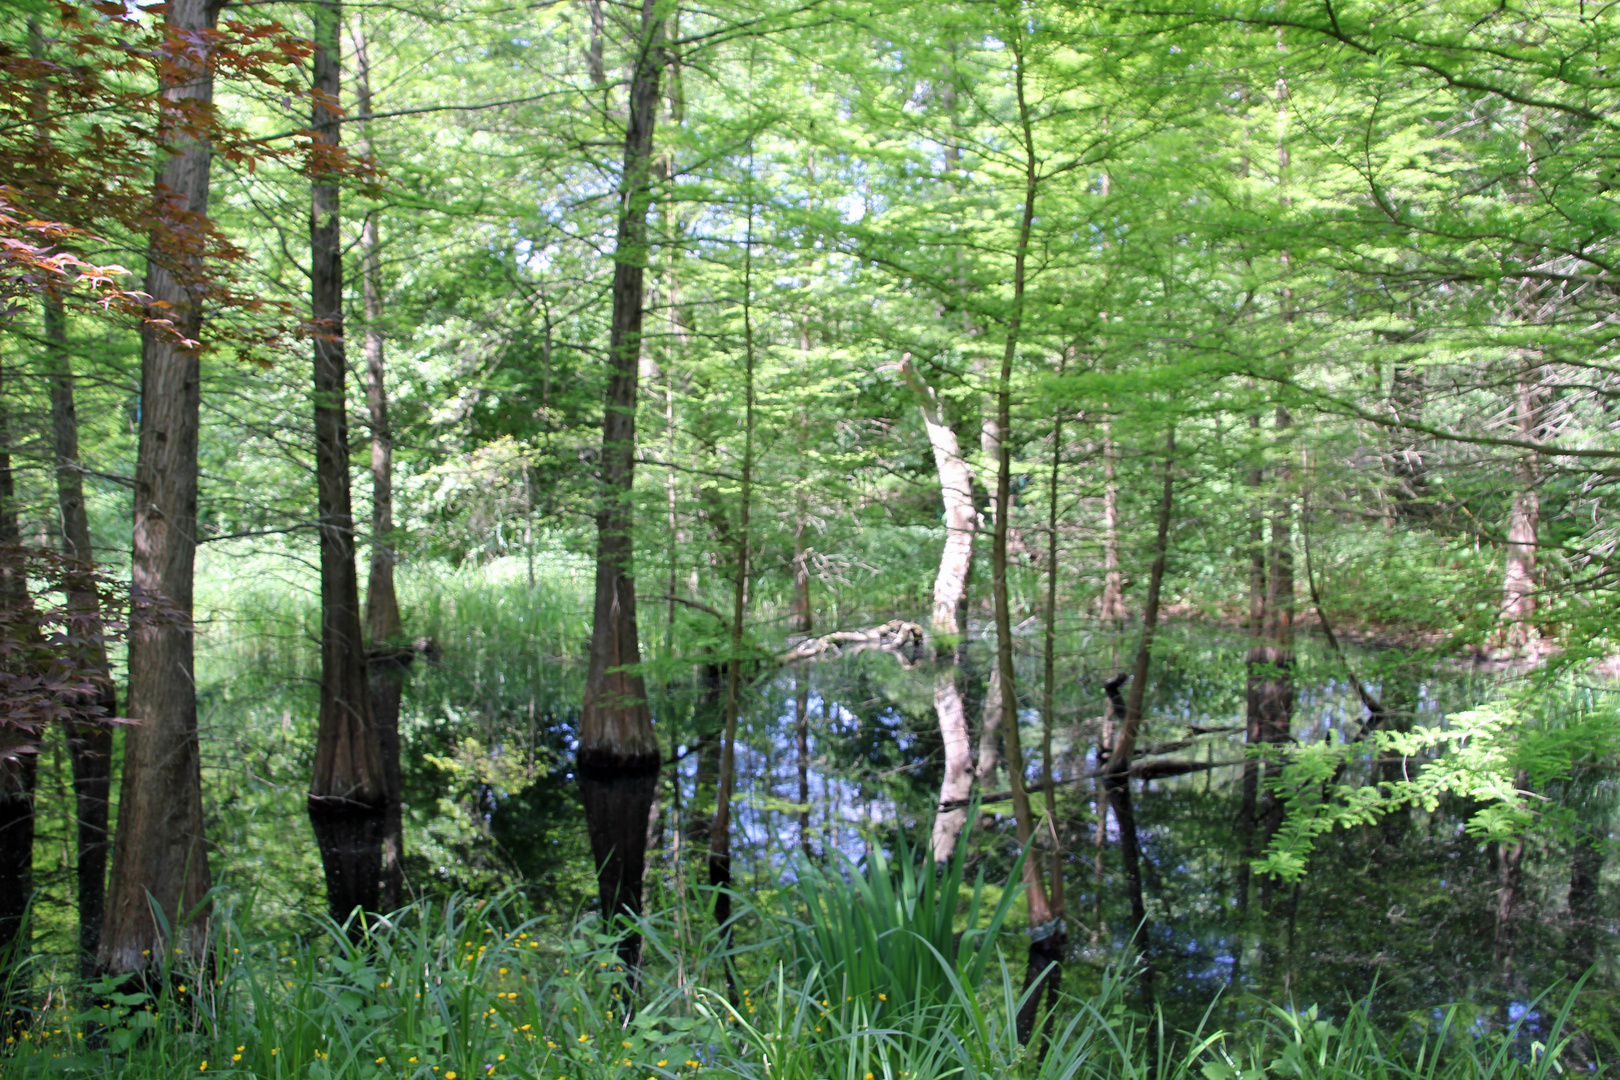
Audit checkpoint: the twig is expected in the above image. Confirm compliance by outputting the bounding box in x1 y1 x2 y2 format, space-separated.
1302 490 1385 735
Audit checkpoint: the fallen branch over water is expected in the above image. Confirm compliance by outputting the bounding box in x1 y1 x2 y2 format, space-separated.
779 619 926 667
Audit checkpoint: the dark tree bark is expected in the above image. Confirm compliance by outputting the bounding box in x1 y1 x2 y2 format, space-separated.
585 0 606 86
1495 829 1526 978
0 374 37 974
1498 374 1540 653
1387 362 1431 520
1566 828 1603 972
708 185 757 960
1027 362 1069 1053
1246 407 1295 916
99 0 220 978
579 0 665 969
43 294 115 973
353 16 409 914
1103 428 1175 1008
992 37 1057 1046
27 15 116 978
1234 411 1265 922
307 0 385 925
1253 70 1298 920
1099 421 1124 623
1039 355 1067 924
0 752 36 970
684 662 723 853
1100 675 1143 938
792 495 812 858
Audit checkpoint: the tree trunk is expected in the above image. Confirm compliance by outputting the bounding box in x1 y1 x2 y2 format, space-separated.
1566 828 1603 972
899 356 979 643
708 188 757 949
1247 407 1294 915
1099 421 1124 622
28 18 116 975
585 0 606 86
993 42 1057 1046
793 491 812 858
1235 411 1265 921
930 673 974 863
307 0 385 926
1387 363 1429 520
1499 376 1540 653
0 377 36 974
99 0 219 978
1495 828 1526 977
976 664 1002 787
1105 429 1175 1000
0 753 36 972
353 16 409 914
1254 67 1298 918
579 0 665 969
43 294 115 972
1039 361 1067 929
794 665 812 858
685 662 722 853
897 355 981 862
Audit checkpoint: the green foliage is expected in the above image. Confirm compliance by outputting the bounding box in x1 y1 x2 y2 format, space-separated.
786 810 1026 1022
1256 695 1620 883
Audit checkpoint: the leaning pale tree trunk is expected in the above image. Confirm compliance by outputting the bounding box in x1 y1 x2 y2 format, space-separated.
307 0 386 925
43 294 116 973
898 355 980 863
353 16 410 913
991 38 1060 1047
99 0 219 978
579 0 665 969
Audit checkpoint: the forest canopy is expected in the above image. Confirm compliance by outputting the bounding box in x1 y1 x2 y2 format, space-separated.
1 0 1618 1075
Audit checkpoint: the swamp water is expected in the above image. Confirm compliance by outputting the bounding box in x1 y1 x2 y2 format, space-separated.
648 619 1613 1038
22 582 1610 1045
